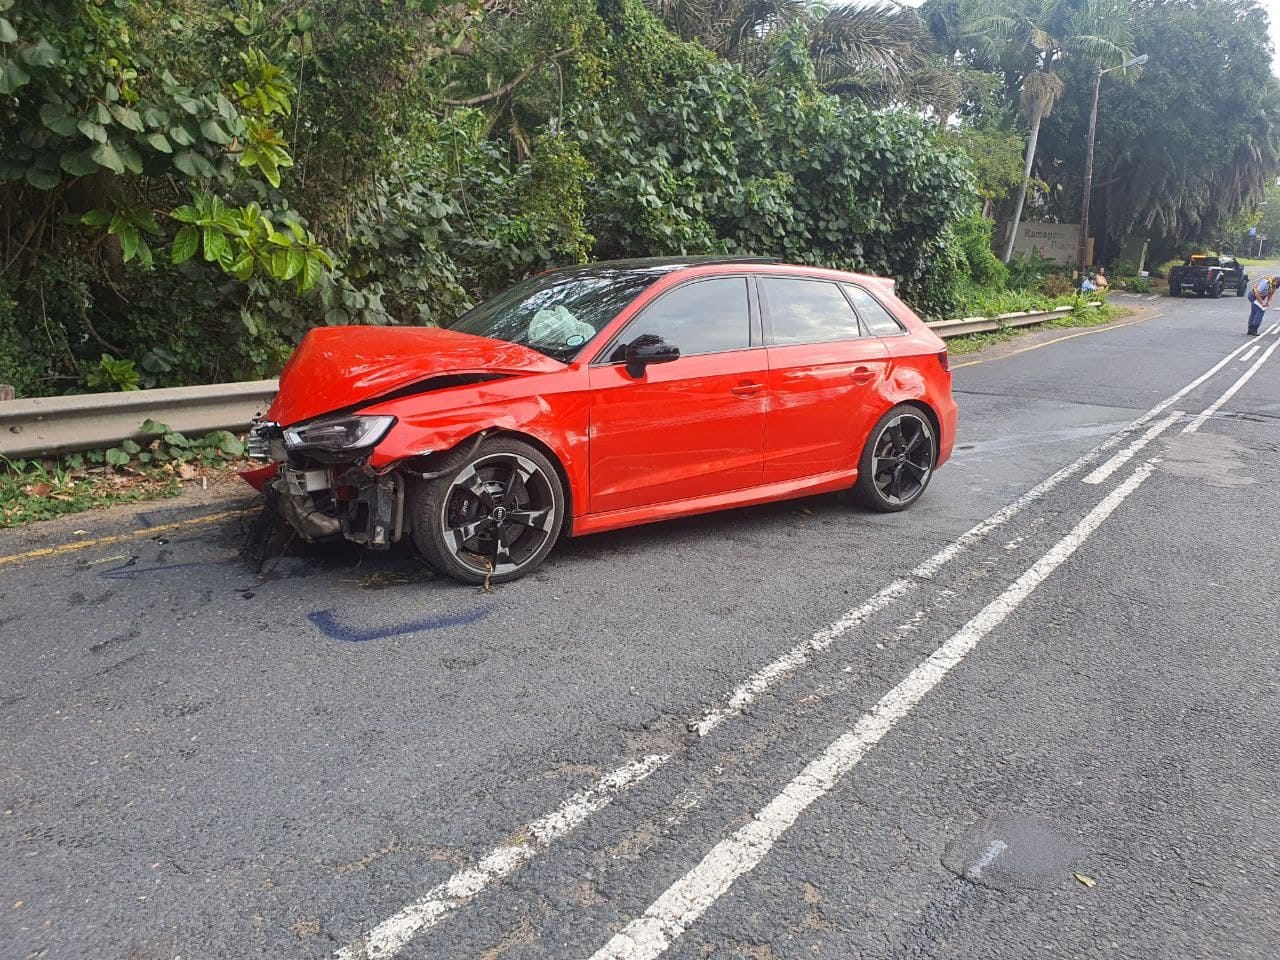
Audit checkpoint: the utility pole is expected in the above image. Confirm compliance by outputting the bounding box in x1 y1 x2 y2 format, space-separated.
1077 54 1148 277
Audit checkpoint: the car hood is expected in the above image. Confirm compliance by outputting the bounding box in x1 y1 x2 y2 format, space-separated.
267 326 565 426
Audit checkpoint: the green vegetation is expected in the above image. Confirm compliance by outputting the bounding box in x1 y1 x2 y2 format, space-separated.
0 421 245 527
947 297 1117 355
1 0 1277 403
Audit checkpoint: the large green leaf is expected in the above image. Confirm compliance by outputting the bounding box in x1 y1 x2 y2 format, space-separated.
0 18 18 44
171 225 199 264
199 118 232 145
77 119 107 143
20 38 59 68
172 150 198 177
0 57 29 93
60 149 99 176
145 132 172 153
39 101 77 136
91 141 125 174
117 223 141 263
24 166 59 190
110 104 145 133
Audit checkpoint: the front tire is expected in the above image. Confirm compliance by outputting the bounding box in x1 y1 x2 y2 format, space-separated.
851 405 938 512
1237 279 1247 297
411 437 565 584
1212 278 1225 298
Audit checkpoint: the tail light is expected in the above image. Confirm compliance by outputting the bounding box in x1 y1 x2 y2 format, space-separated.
937 350 950 373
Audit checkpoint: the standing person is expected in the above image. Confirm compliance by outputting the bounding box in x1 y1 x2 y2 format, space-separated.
1095 266 1110 290
1247 274 1277 335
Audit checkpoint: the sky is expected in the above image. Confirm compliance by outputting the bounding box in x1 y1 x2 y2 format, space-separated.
895 0 1280 76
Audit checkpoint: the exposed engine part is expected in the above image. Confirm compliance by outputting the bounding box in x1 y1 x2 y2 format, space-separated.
246 419 286 462
270 476 342 540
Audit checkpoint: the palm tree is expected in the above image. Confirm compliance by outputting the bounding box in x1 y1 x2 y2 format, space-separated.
647 0 950 110
1002 69 1063 261
962 0 1135 261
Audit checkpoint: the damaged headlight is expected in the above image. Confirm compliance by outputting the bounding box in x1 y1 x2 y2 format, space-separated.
283 414 396 453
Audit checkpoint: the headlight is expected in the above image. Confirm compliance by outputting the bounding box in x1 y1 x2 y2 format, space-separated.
283 415 396 452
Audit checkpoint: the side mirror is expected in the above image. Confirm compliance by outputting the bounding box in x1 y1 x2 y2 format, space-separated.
624 334 680 377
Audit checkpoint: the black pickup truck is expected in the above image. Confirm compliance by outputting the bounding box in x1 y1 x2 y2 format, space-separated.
1168 255 1248 298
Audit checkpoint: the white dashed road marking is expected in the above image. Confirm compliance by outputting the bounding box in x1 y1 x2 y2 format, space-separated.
335 756 667 960
1082 411 1184 485
1183 339 1280 434
587 461 1161 960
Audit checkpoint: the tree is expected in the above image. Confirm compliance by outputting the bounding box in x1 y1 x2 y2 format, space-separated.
1035 0 1280 261
959 0 1136 261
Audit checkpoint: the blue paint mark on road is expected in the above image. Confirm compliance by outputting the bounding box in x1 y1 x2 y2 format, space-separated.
307 606 491 643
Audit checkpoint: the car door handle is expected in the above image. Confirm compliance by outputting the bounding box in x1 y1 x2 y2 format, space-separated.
849 366 876 386
731 382 764 397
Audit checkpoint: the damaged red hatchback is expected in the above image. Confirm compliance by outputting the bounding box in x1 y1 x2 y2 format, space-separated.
243 257 957 584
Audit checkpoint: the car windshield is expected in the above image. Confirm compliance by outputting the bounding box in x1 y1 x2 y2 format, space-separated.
448 268 660 361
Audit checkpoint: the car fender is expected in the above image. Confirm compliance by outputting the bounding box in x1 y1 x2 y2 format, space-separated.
364 392 590 517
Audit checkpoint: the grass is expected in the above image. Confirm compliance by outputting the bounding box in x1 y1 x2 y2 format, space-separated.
945 298 1120 356
0 458 184 528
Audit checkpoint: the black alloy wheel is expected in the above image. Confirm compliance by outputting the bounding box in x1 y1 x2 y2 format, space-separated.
412 437 564 584
1237 279 1248 297
851 405 937 512
1213 278 1225 298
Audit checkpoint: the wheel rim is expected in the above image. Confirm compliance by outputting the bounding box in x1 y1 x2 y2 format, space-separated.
871 412 935 506
441 453 558 575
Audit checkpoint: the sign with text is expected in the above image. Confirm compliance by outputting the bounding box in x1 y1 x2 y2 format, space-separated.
1009 222 1082 264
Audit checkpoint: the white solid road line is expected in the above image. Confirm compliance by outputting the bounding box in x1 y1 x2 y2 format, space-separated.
1182 339 1280 435
1081 410 1184 485
587 460 1161 960
336 330 1263 960
692 579 913 736
1266 322 1280 335
334 756 668 960
1241 344 1262 362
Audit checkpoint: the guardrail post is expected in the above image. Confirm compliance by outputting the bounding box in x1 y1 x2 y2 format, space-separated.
0 385 13 402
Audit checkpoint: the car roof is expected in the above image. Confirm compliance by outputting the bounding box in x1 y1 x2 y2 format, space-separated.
544 256 893 290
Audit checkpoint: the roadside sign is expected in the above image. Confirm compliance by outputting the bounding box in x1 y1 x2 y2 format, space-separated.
1250 227 1257 236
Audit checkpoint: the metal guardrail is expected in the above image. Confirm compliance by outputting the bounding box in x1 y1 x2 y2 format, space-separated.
0 379 278 458
0 304 1091 458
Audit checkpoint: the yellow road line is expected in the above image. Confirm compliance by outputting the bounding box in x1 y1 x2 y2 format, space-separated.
953 313 1162 369
0 507 252 569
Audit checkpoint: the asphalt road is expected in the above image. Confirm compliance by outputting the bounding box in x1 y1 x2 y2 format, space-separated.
2 283 1278 960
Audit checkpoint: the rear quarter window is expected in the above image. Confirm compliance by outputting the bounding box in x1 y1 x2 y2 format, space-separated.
842 285 905 336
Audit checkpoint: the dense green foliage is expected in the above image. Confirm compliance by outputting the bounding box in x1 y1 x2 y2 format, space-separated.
2 0 1278 399
0 0 979 397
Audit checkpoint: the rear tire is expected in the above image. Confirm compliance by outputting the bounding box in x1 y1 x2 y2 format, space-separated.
851 405 938 513
1169 283 1180 297
411 436 565 585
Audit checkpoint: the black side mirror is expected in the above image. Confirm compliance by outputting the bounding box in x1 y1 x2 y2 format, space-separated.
624 334 680 377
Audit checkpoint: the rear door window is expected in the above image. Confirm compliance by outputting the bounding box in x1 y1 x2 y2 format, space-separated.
843 284 904 336
759 277 863 344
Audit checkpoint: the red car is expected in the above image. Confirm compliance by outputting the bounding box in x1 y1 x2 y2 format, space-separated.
244 257 956 584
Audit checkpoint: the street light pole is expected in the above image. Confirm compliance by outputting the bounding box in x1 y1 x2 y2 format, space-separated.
1076 54 1148 277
